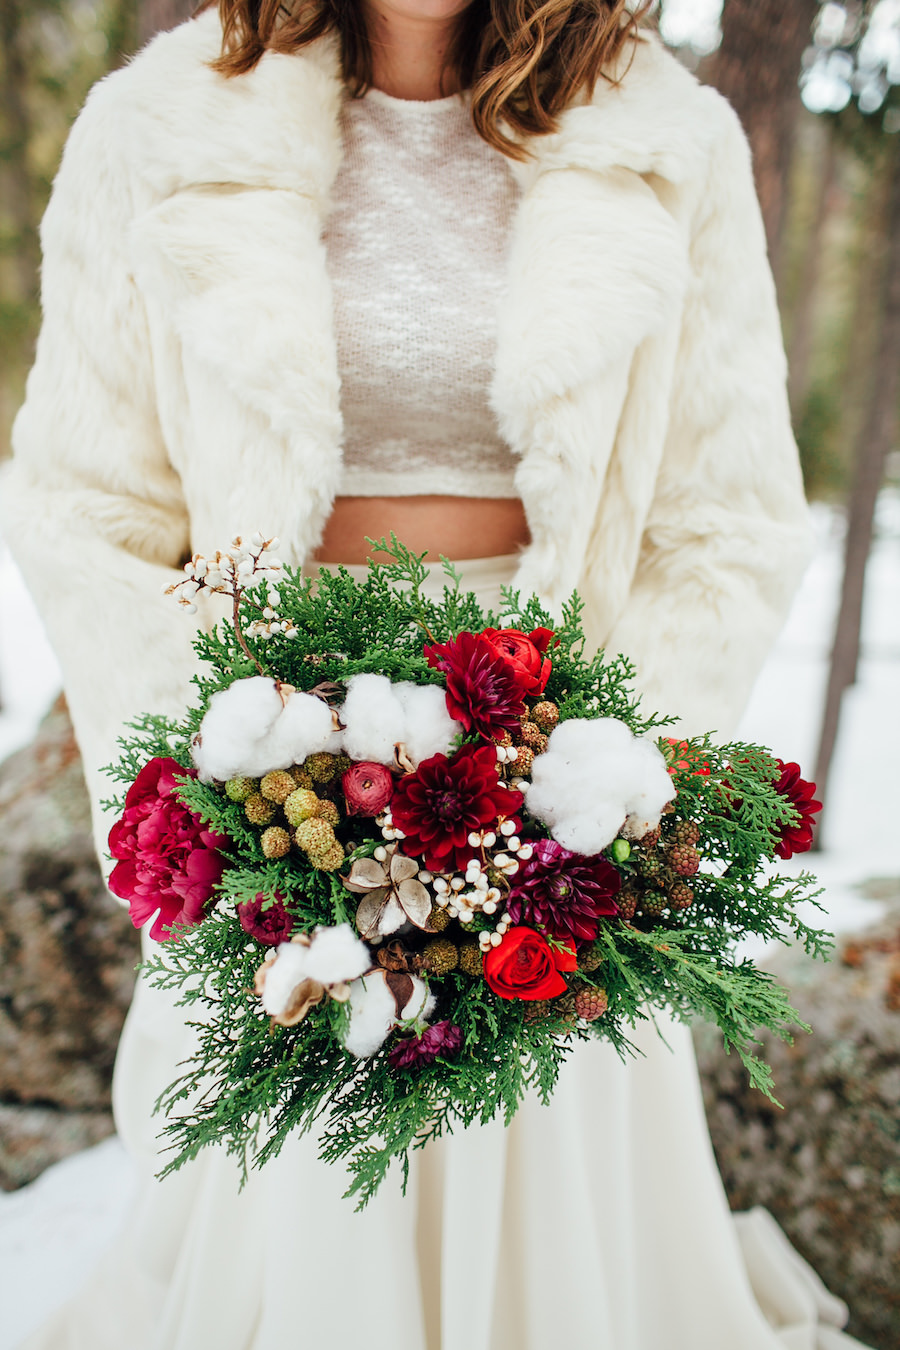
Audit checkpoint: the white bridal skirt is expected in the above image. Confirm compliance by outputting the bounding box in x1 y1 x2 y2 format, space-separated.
20 555 866 1350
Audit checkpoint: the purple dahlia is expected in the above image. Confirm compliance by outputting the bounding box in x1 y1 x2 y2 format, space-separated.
507 838 620 943
388 1020 464 1070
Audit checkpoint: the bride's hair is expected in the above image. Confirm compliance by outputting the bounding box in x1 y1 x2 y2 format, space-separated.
198 0 653 157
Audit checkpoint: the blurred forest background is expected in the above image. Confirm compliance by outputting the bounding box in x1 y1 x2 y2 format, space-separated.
0 6 898 1347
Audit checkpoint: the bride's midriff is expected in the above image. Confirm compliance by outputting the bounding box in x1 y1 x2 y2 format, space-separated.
312 495 530 564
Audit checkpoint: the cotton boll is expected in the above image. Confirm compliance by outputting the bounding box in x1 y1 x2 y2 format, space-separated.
401 977 436 1023
343 971 399 1058
548 807 627 855
192 677 285 781
622 738 676 819
340 674 407 765
260 943 311 1018
302 924 371 986
261 690 338 766
394 682 461 765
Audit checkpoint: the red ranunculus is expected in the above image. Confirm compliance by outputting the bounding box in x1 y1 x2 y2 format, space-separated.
773 760 822 859
423 630 525 741
391 743 523 873
483 926 577 1000
108 756 227 942
343 761 395 816
237 892 293 946
480 626 555 696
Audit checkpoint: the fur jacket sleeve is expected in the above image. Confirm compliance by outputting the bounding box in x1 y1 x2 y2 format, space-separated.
0 12 814 864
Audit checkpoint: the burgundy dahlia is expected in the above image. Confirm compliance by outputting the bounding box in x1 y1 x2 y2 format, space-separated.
772 760 822 859
423 630 525 741
108 756 228 942
388 1020 464 1069
391 743 523 873
343 761 395 816
507 838 620 943
237 892 293 946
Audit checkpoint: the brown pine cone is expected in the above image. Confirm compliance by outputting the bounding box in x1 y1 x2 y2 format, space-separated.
639 890 668 918
670 820 701 848
573 985 608 1021
668 882 695 911
668 843 700 877
617 884 640 921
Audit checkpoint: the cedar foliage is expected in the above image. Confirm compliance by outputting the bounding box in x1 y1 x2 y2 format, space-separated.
107 542 828 1206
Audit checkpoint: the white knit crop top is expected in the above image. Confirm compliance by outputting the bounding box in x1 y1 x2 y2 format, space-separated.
324 88 522 498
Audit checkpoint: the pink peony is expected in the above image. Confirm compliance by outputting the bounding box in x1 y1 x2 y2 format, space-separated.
108 757 227 942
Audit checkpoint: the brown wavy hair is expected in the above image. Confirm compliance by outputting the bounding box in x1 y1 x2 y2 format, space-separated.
197 0 654 157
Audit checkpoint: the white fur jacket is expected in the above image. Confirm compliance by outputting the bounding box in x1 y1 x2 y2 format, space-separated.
1 10 813 861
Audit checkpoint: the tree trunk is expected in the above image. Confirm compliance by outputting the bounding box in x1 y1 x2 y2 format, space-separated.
812 134 900 844
0 0 38 305
703 0 820 283
137 0 196 46
787 124 838 419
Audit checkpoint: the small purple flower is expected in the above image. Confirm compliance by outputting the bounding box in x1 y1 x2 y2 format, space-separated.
388 1020 464 1070
237 893 293 946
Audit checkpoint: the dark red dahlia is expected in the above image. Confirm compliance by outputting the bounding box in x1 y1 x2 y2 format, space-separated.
772 760 822 859
479 626 556 696
507 838 620 943
423 630 525 741
391 743 523 873
237 892 293 946
388 1020 464 1069
108 757 228 942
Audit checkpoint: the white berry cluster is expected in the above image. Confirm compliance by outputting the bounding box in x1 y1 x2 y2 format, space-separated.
165 533 285 617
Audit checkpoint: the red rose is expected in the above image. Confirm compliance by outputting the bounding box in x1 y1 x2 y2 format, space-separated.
108 756 227 942
482 926 577 1001
480 626 555 696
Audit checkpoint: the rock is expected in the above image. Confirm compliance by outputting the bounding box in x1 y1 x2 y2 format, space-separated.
0 1104 115 1189
0 698 139 1185
695 899 900 1350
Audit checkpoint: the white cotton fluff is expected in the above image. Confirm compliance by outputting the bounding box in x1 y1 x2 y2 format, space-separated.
524 717 675 855
393 682 461 765
342 971 436 1059
340 674 408 765
260 943 311 1018
260 925 371 1018
191 677 338 781
192 677 284 781
300 923 371 986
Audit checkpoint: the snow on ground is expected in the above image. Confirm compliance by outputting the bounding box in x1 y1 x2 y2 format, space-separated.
0 497 898 1348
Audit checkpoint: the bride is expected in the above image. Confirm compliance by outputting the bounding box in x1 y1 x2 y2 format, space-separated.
1 0 865 1345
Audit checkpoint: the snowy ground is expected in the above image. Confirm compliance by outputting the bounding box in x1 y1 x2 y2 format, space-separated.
0 497 898 1346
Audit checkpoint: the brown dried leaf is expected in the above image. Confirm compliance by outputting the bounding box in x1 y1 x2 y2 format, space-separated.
389 852 419 885
343 857 389 893
384 970 415 1015
271 977 325 1027
376 940 415 973
355 889 406 940
397 878 432 930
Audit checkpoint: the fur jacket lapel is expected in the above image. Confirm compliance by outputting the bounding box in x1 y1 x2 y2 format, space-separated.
124 13 706 605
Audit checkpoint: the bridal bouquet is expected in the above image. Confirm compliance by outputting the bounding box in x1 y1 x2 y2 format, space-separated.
105 535 826 1204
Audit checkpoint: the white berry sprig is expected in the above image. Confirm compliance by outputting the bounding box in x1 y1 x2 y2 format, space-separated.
164 533 292 674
